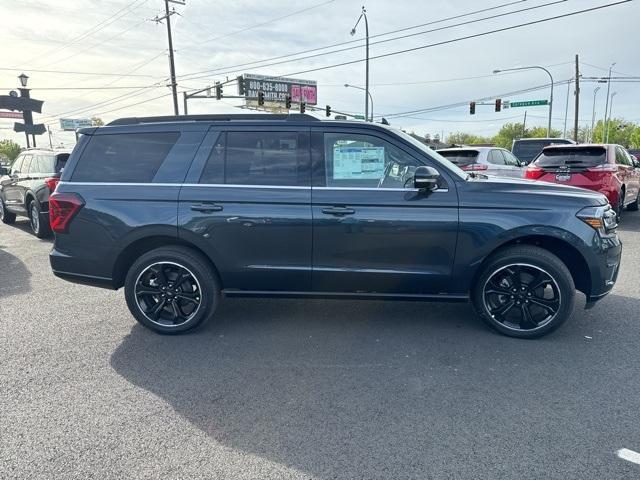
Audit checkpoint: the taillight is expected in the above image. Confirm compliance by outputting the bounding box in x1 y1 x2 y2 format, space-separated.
524 164 545 180
460 163 488 171
49 192 84 234
584 164 617 181
44 177 60 192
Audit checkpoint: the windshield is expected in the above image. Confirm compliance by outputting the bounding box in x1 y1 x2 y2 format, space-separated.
437 150 479 167
534 147 606 168
391 128 468 179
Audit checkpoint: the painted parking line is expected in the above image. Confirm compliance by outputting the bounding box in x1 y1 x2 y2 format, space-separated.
617 448 640 465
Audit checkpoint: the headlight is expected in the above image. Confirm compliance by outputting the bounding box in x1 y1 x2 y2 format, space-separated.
577 205 617 234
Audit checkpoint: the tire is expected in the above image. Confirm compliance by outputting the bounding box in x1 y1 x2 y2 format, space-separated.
627 191 639 211
124 246 220 334
0 197 16 224
28 198 51 238
614 190 624 220
472 245 576 339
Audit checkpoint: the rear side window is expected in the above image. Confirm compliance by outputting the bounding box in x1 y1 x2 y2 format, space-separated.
199 131 309 186
35 155 54 173
615 147 631 166
72 132 179 182
54 153 69 173
487 150 505 165
437 150 479 167
534 147 606 168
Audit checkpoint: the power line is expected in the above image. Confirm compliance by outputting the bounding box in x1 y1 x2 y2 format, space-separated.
18 0 151 67
0 85 163 90
196 0 336 45
177 0 554 82
0 67 160 78
267 1 632 87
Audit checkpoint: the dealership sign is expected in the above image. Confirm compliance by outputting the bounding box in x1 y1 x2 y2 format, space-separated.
59 118 93 131
241 73 317 105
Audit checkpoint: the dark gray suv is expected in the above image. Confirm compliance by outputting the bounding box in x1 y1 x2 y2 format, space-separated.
49 114 621 338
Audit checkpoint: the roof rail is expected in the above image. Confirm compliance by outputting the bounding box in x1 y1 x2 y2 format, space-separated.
107 113 321 126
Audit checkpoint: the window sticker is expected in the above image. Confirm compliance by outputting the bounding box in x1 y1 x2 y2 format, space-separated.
333 146 385 180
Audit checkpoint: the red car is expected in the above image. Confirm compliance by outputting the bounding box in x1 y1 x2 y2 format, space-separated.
524 144 640 216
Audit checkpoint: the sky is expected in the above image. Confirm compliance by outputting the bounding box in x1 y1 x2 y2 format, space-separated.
1 0 639 148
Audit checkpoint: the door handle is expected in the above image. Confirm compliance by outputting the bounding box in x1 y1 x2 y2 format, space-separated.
321 207 355 216
190 203 223 212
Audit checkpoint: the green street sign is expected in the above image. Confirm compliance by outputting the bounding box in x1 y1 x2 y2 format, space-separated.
509 100 548 108
353 114 365 120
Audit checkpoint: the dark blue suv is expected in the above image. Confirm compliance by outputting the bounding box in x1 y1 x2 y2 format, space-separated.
49 114 621 338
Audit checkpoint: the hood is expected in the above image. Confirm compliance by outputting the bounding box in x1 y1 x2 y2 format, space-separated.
461 175 608 208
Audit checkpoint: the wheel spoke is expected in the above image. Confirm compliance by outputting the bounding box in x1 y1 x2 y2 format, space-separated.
485 287 512 296
176 292 199 304
150 298 167 319
519 304 539 329
528 271 550 291
136 287 161 296
490 299 516 318
153 265 168 286
529 296 559 314
171 301 184 323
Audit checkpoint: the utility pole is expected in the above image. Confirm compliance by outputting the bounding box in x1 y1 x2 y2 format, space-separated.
522 110 527 137
603 62 615 143
563 79 571 138
47 126 53 149
155 0 184 115
573 54 579 142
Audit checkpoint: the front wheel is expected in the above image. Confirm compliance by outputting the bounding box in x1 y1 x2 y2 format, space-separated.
472 245 576 338
124 246 220 334
0 197 16 224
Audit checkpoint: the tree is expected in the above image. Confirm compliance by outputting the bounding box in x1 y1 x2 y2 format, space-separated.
446 132 491 145
0 139 22 162
591 118 637 147
91 117 104 126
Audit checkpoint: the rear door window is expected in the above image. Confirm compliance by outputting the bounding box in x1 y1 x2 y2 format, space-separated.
437 150 479 168
199 131 309 186
535 147 606 169
72 132 180 182
21 155 33 174
615 147 631 166
503 150 520 166
487 150 506 165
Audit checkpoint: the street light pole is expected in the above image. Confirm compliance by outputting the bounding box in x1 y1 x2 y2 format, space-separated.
606 92 617 143
602 62 615 143
493 66 554 137
344 84 373 121
350 6 369 122
590 86 600 142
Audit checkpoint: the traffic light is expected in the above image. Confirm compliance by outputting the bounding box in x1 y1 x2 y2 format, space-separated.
285 94 291 109
257 90 265 106
237 76 245 96
469 101 476 115
300 101 306 113
495 98 502 112
215 82 223 100
325 105 331 117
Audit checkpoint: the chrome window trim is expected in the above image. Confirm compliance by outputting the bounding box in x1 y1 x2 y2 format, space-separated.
58 181 448 193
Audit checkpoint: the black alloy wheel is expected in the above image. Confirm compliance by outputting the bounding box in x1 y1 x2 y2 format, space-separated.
482 264 560 332
124 246 220 334
472 245 575 338
135 262 202 327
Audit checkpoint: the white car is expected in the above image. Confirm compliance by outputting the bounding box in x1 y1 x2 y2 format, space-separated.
437 146 524 178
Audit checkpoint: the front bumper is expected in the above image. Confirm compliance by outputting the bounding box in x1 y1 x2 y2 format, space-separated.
585 233 622 305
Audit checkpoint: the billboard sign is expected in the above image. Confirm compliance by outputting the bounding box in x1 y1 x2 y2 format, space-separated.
242 73 317 105
0 111 23 119
59 118 93 131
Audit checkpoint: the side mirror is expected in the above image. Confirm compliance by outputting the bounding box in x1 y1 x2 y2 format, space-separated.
414 166 440 191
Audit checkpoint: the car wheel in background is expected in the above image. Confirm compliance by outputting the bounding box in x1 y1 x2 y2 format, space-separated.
124 246 220 334
0 197 16 224
28 199 51 238
627 191 639 211
472 245 576 339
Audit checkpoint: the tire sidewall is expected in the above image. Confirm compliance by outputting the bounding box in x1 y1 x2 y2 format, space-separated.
473 248 575 339
124 248 219 334
28 198 50 238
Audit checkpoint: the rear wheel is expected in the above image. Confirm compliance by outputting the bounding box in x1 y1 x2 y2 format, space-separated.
0 197 16 224
472 245 575 338
28 199 51 238
124 246 220 334
614 190 624 219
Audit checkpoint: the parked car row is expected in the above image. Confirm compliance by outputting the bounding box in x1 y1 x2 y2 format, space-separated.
0 148 70 237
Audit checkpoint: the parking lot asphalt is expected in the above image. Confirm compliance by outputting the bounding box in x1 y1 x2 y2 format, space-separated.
1 215 640 480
